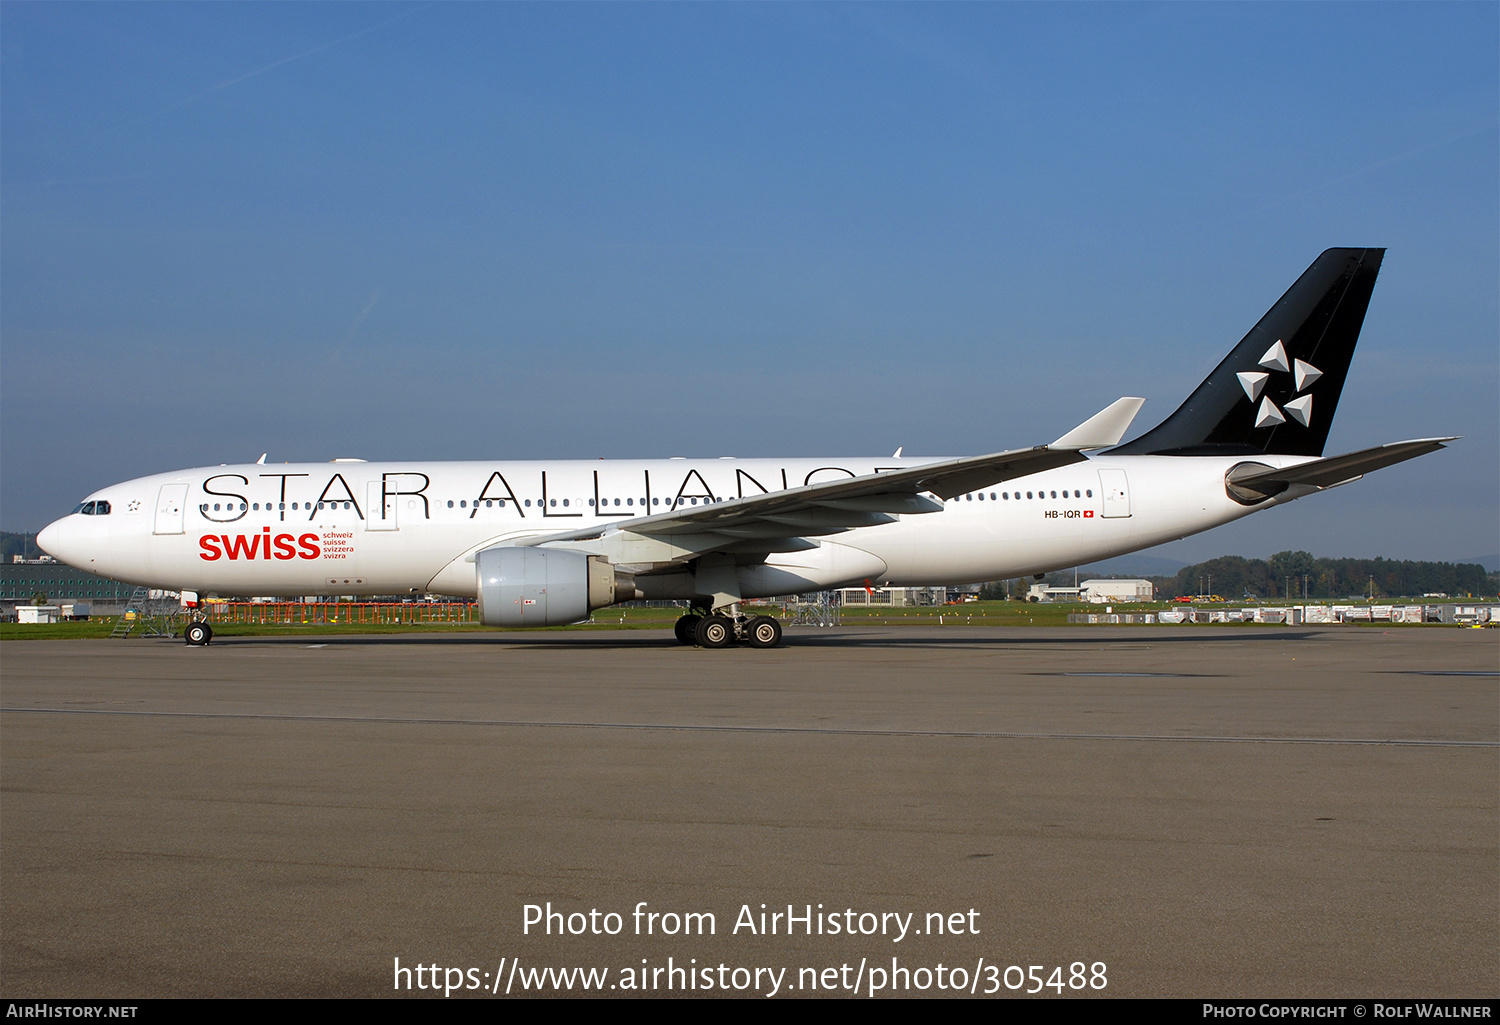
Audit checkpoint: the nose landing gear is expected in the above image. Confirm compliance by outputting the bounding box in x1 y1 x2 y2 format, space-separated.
184 621 213 646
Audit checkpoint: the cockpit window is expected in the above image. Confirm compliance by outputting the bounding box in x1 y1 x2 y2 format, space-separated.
72 501 111 515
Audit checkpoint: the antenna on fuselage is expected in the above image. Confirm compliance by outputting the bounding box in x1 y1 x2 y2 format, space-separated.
256 453 267 464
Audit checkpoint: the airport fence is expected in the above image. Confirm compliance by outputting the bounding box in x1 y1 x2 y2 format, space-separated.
202 601 478 625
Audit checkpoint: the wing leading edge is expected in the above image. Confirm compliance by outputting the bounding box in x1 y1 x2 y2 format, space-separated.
519 398 1146 563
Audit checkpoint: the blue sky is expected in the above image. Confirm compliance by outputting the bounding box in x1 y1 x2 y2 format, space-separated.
3 2 1496 563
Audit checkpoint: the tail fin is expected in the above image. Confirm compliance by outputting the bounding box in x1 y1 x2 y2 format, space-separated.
1111 248 1385 457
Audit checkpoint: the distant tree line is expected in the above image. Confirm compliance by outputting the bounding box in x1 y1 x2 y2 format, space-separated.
984 551 1496 601
1 532 40 562
976 580 1024 601
1153 551 1495 600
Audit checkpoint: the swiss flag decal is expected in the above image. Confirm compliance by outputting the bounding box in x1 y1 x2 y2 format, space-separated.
1084 510 1094 518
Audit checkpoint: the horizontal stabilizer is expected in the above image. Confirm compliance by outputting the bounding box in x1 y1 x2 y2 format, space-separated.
1052 397 1146 450
1227 438 1455 501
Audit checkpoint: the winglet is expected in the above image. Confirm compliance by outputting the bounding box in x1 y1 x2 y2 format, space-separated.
1052 397 1146 450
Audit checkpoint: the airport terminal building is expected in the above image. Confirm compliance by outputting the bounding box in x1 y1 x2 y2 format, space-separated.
2 559 134 608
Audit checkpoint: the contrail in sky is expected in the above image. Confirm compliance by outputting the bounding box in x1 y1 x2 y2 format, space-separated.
342 293 380 347
1235 121 1498 219
97 4 428 138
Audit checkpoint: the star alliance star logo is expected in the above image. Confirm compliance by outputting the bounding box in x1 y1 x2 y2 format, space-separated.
1236 339 1320 428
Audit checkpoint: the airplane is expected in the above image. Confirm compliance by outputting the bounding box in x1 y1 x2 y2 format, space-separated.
36 247 1453 649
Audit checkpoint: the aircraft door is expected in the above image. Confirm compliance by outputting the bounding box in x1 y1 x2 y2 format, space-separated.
153 484 188 534
1098 468 1131 518
366 480 397 531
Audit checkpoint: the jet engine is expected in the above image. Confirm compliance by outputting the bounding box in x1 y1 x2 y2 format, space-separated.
476 547 636 627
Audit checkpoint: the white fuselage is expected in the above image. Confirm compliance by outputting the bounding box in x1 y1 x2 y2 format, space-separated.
37 452 1306 601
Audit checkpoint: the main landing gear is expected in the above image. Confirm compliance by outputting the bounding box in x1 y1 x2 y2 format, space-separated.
673 607 783 649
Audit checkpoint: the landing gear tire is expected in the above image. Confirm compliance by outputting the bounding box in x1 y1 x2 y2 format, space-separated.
184 622 212 646
695 615 734 649
673 614 702 645
746 616 782 649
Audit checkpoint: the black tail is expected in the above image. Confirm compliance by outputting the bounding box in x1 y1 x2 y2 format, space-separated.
1111 248 1385 457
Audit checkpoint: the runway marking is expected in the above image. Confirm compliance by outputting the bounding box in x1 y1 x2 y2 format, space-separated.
1393 670 1497 677
3 707 1494 747
1049 672 1205 677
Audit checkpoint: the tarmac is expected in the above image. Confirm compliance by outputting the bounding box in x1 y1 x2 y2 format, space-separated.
2 626 1496 998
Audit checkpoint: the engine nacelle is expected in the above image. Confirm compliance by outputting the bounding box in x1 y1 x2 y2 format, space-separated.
476 547 632 627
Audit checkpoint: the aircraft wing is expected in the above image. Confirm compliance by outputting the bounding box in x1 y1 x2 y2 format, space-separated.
1227 437 1456 500
520 398 1143 557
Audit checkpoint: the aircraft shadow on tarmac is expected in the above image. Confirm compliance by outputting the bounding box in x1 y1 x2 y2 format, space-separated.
189 628 1320 651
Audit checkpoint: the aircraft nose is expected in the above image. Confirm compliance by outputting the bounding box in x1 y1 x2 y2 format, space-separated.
36 517 74 563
